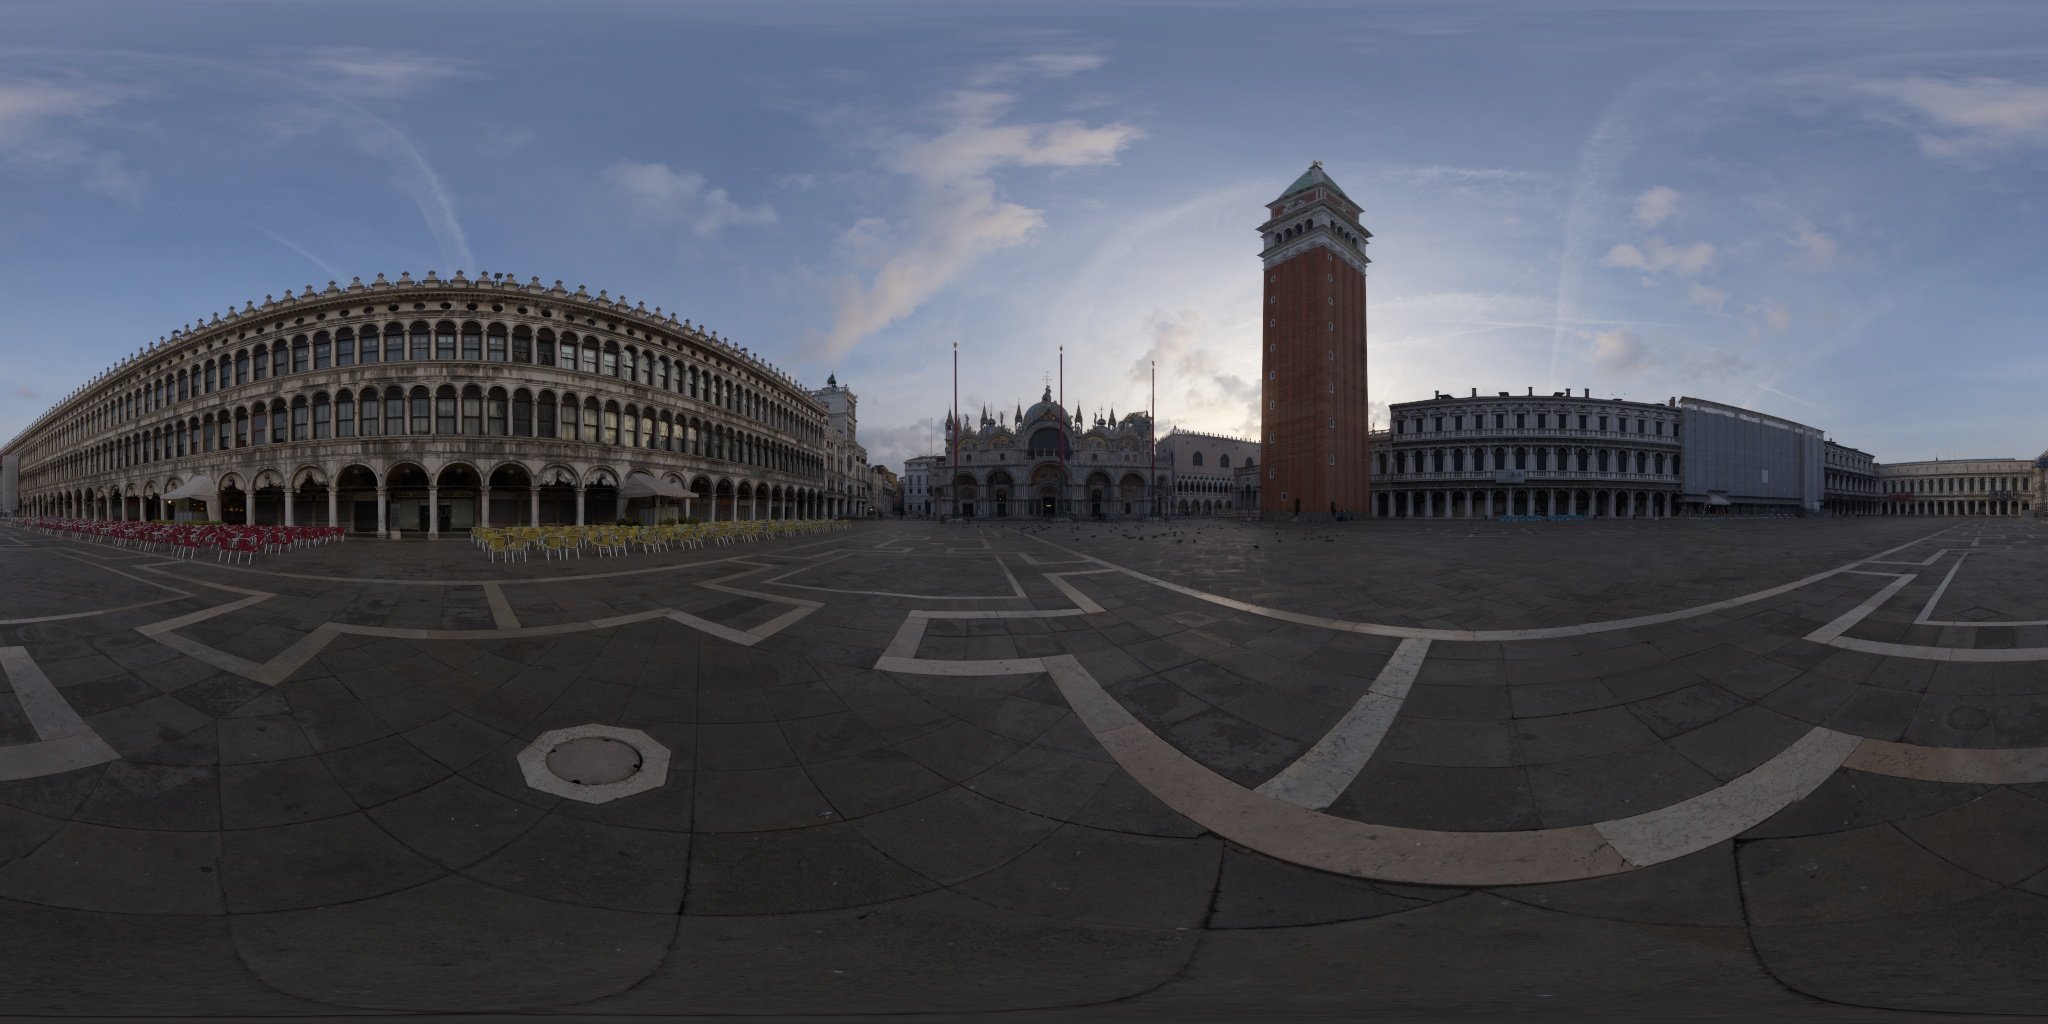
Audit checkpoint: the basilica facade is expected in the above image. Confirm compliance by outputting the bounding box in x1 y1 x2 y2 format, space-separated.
935 388 1162 519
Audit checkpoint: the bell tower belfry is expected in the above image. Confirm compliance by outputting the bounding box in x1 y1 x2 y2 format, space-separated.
1258 162 1371 519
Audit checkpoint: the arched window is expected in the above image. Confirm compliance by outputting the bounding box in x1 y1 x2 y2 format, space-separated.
603 343 620 378
536 328 556 367
357 388 378 437
384 386 404 436
235 408 250 447
561 394 580 441
292 337 310 373
585 397 603 441
512 325 531 363
537 390 557 438
274 399 292 443
313 332 332 369
461 322 482 360
386 323 406 362
271 342 288 377
486 324 507 362
410 322 432 361
1192 451 1204 467
512 389 532 436
582 339 600 374
236 351 250 385
310 393 329 439
487 387 508 435
410 386 431 435
335 328 354 367
603 401 621 445
357 326 378 364
1219 454 1230 468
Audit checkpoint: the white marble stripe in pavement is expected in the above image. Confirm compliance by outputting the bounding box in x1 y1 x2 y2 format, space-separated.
0 646 95 740
0 647 121 782
1028 527 1957 643
1845 736 2048 784
1805 573 1915 643
1255 637 1431 810
1595 727 1862 867
483 582 520 630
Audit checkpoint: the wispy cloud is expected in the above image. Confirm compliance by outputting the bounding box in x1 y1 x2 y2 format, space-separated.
1630 185 1681 227
306 49 467 98
1859 75 2048 159
1128 308 1259 439
1600 235 1716 277
1786 219 1839 269
819 60 1141 357
0 78 143 201
604 161 777 237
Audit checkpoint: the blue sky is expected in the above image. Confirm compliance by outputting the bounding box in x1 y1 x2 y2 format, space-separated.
3 0 2044 468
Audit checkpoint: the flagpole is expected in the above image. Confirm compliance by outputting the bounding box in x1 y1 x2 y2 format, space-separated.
951 341 958 521
1150 359 1157 519
1058 345 1065 517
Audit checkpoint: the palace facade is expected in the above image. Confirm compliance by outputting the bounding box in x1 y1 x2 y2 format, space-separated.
1876 458 2038 517
1371 388 1683 518
936 389 1161 519
2 271 848 534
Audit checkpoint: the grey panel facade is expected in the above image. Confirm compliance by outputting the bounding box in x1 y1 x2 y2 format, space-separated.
1679 397 1823 512
1 454 16 516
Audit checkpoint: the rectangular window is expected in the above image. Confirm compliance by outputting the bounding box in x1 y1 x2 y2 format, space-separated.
438 394 457 434
292 404 309 441
1578 415 1587 430
536 338 553 366
487 395 506 435
236 354 249 384
1599 416 1609 431
513 396 532 436
603 407 620 445
360 395 378 437
583 347 599 374
562 402 579 441
462 327 482 360
437 326 457 360
237 415 250 447
177 375 189 402
1515 414 1525 428
561 341 577 368
358 329 377 364
388 330 406 363
273 409 289 443
411 393 430 435
1536 413 1546 429
312 402 330 439
273 347 288 377
603 349 619 377
293 345 308 373
538 400 556 439
313 338 331 369
462 395 481 435
487 330 507 360
336 397 354 438
411 327 431 361
512 331 530 363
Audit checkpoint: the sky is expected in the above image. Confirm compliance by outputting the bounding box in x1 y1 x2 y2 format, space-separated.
2 0 2045 469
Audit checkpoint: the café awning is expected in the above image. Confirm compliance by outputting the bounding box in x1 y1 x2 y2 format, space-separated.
620 473 692 499
163 475 215 501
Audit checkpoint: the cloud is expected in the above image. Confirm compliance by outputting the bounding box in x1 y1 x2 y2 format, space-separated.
968 52 1107 87
820 73 1141 357
1760 301 1792 332
1600 235 1715 277
305 50 466 98
604 161 777 238
1686 282 1728 313
0 79 143 201
1858 75 2048 159
1631 185 1681 227
9 385 35 400
1127 308 1259 438
1588 329 1651 375
1786 219 1838 269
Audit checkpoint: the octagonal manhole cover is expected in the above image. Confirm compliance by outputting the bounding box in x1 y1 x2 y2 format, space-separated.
518 725 670 804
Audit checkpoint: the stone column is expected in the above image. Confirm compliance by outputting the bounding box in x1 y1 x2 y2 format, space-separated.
480 487 492 529
327 486 339 528
614 490 626 523
530 486 540 526
426 485 437 537
574 486 586 527
376 487 388 535
284 488 295 527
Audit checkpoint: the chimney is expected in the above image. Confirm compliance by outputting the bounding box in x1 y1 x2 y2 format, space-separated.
1583 388 1589 398
1527 386 1534 396
1470 388 1477 397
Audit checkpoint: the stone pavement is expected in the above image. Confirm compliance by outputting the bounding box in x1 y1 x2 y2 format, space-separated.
0 516 2044 1019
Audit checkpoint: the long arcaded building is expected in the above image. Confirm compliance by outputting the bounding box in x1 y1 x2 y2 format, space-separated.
1 271 859 534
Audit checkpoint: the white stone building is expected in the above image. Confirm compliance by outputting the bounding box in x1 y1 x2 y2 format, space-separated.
1876 458 2036 516
2 271 847 533
935 387 1161 519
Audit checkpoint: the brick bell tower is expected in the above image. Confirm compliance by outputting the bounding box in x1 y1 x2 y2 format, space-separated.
1259 161 1372 519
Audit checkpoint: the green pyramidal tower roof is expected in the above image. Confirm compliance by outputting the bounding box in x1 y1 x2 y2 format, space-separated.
1275 161 1351 203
